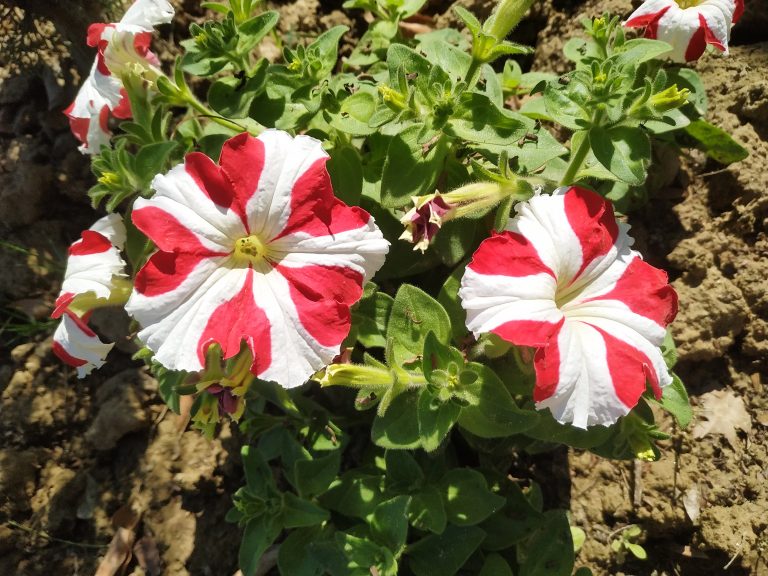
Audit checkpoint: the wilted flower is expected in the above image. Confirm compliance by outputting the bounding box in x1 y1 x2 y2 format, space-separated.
64 0 174 153
624 0 743 63
125 130 389 388
400 193 455 252
459 186 678 428
51 214 130 377
400 181 531 252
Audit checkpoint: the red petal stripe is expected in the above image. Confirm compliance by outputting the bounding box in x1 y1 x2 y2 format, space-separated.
218 133 265 230
197 268 272 375
493 317 563 349
685 19 708 61
70 230 112 256
583 257 678 327
276 264 363 347
272 160 367 240
53 340 88 368
133 205 227 256
699 13 726 52
467 231 555 278
625 5 670 29
563 186 619 282
596 326 662 405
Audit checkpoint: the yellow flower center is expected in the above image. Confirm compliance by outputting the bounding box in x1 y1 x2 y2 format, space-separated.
233 235 268 266
676 0 703 8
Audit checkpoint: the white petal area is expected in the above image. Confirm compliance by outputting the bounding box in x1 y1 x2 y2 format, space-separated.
581 315 673 391
459 268 561 338
655 5 703 62
697 1 735 52
118 0 174 30
61 244 127 302
625 0 675 22
536 320 628 429
247 130 329 239
53 315 113 378
147 164 246 250
90 214 127 249
127 258 243 372
505 190 580 282
69 61 122 118
79 109 112 155
269 217 389 282
254 269 340 388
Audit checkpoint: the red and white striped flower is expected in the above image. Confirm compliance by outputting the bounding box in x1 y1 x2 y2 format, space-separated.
459 186 678 428
52 214 130 377
125 130 389 388
64 0 173 154
624 0 743 63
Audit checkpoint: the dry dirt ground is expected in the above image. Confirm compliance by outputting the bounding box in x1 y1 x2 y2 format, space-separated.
0 1 766 575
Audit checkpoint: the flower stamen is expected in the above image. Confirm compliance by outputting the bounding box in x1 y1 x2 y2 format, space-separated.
233 234 268 265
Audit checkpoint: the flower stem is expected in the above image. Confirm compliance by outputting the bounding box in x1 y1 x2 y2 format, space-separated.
560 132 590 186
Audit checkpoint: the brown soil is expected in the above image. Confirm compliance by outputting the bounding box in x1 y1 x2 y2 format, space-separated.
1 0 766 575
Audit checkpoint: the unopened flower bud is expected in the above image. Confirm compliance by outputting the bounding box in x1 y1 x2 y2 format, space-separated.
649 85 690 113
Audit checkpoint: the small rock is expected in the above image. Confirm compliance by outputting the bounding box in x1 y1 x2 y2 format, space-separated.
85 369 151 451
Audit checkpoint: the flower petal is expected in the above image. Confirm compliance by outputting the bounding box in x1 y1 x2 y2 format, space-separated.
506 187 631 291
269 201 389 282
52 313 113 378
57 214 127 305
119 0 174 31
624 0 675 28
141 162 247 251
459 231 561 347
533 318 668 428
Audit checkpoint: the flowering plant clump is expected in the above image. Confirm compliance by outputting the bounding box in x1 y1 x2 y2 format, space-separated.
52 0 748 573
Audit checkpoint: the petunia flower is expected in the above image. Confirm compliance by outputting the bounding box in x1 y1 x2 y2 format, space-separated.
459 186 678 428
64 0 174 154
400 193 455 252
51 214 130 376
624 0 743 63
125 130 390 389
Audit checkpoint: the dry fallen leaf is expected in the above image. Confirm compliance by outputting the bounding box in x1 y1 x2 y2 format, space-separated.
682 485 701 523
94 527 135 576
692 390 752 450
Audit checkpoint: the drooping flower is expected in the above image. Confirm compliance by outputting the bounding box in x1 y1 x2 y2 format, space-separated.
64 0 174 153
125 130 390 389
52 214 130 376
400 181 532 252
624 0 743 63
459 186 678 428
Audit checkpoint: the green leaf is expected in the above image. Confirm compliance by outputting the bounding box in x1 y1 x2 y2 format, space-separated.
589 126 651 186
418 391 461 452
320 472 384 520
626 542 648 559
613 38 672 65
479 554 513 576
458 363 539 438
525 411 614 449
351 283 394 348
453 5 481 34
241 445 276 494
207 64 268 118
295 450 342 497
656 373 692 428
479 484 543 551
380 124 449 208
384 450 424 492
439 469 505 526
372 390 422 449
281 492 330 528
335 532 397 576
543 82 589 131
134 141 179 186
239 515 281 576
371 496 411 551
438 264 468 342
307 25 349 79
327 144 364 205
329 90 378 136
278 527 326 576
387 284 451 366
239 10 279 40
408 525 486 576
409 486 447 534
447 92 533 145
684 119 748 164
518 510 574 576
